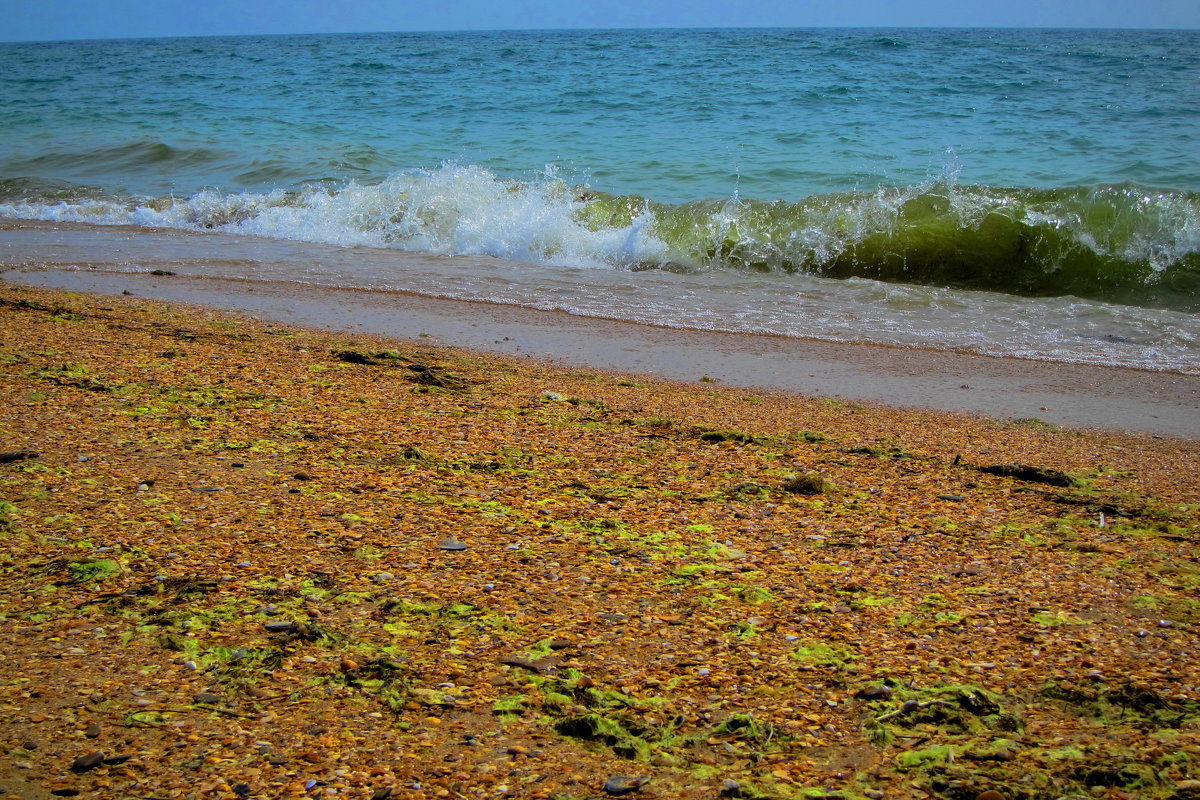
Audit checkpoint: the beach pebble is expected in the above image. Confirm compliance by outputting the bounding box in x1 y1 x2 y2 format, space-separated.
84 722 101 739
603 775 650 795
70 751 105 773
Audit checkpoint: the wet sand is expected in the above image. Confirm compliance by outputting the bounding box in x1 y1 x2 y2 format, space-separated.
4 267 1198 439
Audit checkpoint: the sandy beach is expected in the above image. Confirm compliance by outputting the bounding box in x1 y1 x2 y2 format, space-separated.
4 20 1199 800
5 265 1199 440
0 281 1198 799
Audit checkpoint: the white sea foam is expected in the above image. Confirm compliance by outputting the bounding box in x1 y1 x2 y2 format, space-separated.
0 164 671 270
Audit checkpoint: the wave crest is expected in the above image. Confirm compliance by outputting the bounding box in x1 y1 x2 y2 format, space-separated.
1 164 1197 311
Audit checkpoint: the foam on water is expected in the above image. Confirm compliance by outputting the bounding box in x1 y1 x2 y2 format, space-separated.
2 162 1197 311
0 164 670 269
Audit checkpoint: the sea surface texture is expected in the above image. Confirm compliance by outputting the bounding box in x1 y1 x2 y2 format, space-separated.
1 28 1198 372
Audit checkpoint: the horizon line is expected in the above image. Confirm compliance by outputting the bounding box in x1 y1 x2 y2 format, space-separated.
4 22 1198 45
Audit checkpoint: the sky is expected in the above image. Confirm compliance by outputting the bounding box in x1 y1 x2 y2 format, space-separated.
2 0 1198 42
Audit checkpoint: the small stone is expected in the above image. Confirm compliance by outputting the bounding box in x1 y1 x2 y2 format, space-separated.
864 792 884 800
438 538 467 551
101 754 133 766
372 572 395 583
85 722 101 738
938 494 965 502
232 784 251 797
976 792 1006 800
855 685 891 700
603 775 650 796
371 788 393 800
193 692 222 705
500 656 548 674
263 621 295 633
70 751 105 773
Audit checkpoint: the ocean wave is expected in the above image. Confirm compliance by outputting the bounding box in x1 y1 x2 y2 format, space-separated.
1 164 1197 311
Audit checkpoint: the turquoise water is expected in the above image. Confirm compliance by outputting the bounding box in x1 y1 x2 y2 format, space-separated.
1 28 1198 370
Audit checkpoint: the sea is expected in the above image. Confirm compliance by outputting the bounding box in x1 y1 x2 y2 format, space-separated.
1 28 1198 373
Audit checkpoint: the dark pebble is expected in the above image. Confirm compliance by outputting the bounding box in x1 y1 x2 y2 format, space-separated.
855 685 892 700
101 754 133 766
263 621 295 633
70 751 105 773
438 538 467 551
85 722 101 738
938 494 965 502
499 656 547 674
193 692 222 705
50 790 81 797
232 783 252 797
603 775 650 796
371 789 394 800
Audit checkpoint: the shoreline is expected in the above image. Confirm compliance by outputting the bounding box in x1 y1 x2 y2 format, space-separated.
5 266 1199 439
